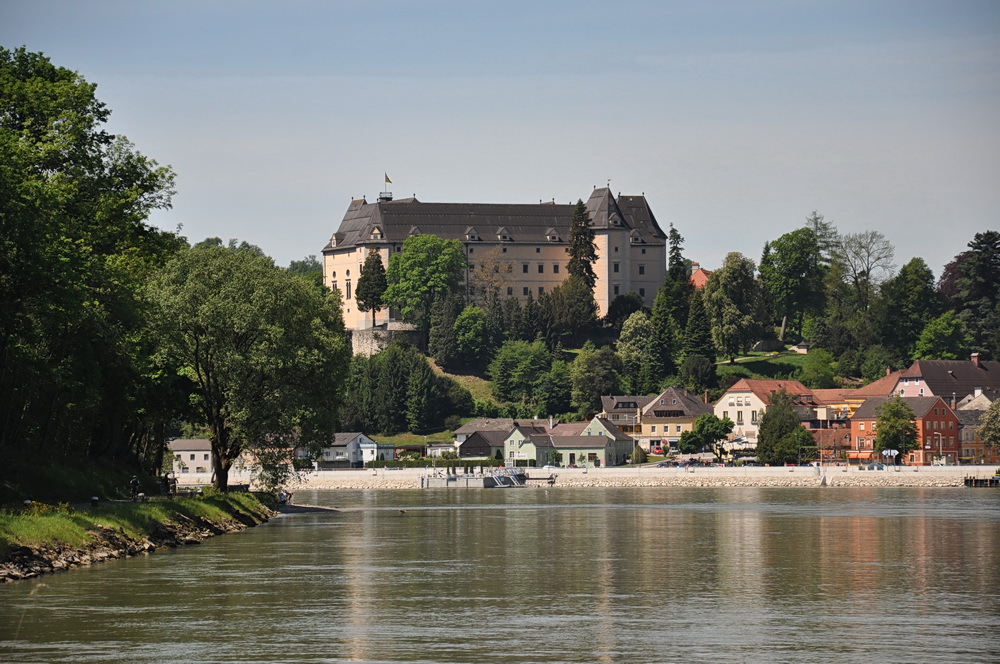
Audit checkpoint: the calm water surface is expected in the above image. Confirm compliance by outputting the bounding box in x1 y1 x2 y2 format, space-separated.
2 487 999 663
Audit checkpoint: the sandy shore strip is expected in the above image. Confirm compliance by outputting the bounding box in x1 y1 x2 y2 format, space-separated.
181 465 998 490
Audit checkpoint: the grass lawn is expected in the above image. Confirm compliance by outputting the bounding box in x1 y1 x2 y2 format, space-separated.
717 351 810 382
0 492 271 559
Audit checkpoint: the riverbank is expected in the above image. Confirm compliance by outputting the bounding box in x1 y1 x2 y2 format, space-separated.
187 465 999 490
0 492 274 583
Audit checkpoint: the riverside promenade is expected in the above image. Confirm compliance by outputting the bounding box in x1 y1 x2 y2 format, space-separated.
179 465 996 491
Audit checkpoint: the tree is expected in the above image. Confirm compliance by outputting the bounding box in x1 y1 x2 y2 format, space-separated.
834 230 895 312
756 390 807 465
661 224 695 329
953 231 1000 359
469 246 514 299
630 445 648 464
428 292 465 370
551 274 598 345
978 400 1000 454
704 252 764 363
677 413 734 459
874 257 940 359
873 398 918 459
616 311 657 394
384 234 465 329
489 340 551 404
570 342 622 417
566 200 598 290
648 286 679 383
680 354 716 394
454 305 488 371
147 245 350 490
798 349 836 389
758 227 823 341
355 248 388 328
682 289 716 364
288 255 325 290
604 292 647 332
913 311 968 360
0 47 182 467
804 211 839 267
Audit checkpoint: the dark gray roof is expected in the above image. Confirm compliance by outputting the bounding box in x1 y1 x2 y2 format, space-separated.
601 395 656 413
641 387 713 418
852 396 945 420
957 410 985 427
324 188 666 253
901 357 1000 401
592 417 633 442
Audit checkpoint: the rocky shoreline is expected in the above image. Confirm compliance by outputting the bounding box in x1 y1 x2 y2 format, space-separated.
1 506 272 583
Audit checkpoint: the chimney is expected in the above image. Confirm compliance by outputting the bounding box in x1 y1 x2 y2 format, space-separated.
703 390 709 403
886 366 891 377
972 352 981 368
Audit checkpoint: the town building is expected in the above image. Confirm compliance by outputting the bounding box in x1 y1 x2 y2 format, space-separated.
599 387 713 452
849 396 959 466
322 187 667 330
892 354 1000 403
713 378 826 442
169 438 212 474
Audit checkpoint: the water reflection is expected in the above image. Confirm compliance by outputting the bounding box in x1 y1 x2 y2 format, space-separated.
1 488 998 663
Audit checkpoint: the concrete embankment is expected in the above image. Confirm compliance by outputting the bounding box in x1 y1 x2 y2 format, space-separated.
184 465 997 490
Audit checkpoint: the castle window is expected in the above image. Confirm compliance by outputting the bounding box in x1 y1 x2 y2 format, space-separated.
638 264 645 275
522 264 528 273
537 264 544 273
613 263 620 273
639 288 645 297
507 287 513 296
523 287 529 296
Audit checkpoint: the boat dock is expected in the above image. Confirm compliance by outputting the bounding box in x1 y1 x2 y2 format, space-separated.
964 475 1000 488
420 468 557 488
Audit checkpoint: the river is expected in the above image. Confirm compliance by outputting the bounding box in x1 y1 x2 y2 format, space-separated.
2 487 999 663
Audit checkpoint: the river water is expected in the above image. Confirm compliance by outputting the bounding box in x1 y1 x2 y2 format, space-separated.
2 487 999 663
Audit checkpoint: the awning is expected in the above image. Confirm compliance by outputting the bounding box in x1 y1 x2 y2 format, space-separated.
847 451 873 459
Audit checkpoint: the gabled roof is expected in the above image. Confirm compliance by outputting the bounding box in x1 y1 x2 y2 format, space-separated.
723 379 824 407
855 370 907 397
899 357 1000 401
461 430 509 447
640 387 712 418
549 421 588 436
852 396 949 420
590 417 633 442
547 434 612 449
453 418 552 435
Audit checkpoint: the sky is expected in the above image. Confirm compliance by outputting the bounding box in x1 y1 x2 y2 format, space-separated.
4 0 999 276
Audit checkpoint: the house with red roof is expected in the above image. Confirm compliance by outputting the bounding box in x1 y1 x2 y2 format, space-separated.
713 378 826 442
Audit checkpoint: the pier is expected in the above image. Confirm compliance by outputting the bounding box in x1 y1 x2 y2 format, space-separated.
964 475 1000 488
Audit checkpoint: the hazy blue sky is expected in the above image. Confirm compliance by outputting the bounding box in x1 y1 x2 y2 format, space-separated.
4 0 999 275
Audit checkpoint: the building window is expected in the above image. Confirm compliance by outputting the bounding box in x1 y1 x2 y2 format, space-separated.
522 264 528 273
345 281 352 299
751 411 757 423
538 286 544 295
639 264 645 275
613 285 620 296
859 422 865 430
203 454 209 461
502 247 507 253
722 411 728 420
614 247 619 253
189 454 195 461
553 264 559 274
737 412 744 424
538 264 544 273
650 426 656 433
536 247 541 253
639 288 645 297
522 287 529 296
507 287 513 296
642 248 646 254
613 263 620 273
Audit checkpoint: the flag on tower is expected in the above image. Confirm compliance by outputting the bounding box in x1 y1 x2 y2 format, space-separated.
384 173 392 184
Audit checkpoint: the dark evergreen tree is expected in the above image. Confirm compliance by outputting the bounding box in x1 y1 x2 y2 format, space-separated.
501 296 526 342
567 199 598 290
552 274 598 346
873 257 940 359
682 289 716 364
604 292 648 332
648 286 678 381
355 248 388 327
427 292 464 370
756 390 809 465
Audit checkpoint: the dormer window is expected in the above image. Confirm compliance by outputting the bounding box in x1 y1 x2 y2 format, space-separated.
369 226 383 240
408 225 421 236
465 226 480 241
496 227 511 241
545 227 560 242
630 231 643 244
610 215 622 227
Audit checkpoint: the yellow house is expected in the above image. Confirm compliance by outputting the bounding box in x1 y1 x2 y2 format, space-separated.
321 187 667 330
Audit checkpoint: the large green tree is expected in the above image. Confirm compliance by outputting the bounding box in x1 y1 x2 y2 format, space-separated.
913 311 968 360
0 47 181 467
756 390 811 465
616 311 658 394
704 252 764 363
874 257 940 359
873 398 917 459
384 234 465 329
677 413 734 459
566 200 598 290
355 248 388 328
978 399 1000 455
570 342 622 417
758 227 823 341
147 245 351 490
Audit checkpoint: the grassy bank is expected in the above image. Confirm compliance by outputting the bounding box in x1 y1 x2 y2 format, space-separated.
0 492 273 562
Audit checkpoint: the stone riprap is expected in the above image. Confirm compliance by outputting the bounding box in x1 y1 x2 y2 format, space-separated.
188 465 995 491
